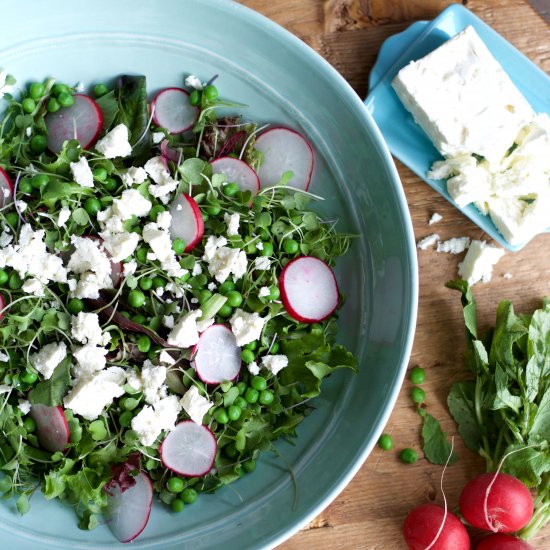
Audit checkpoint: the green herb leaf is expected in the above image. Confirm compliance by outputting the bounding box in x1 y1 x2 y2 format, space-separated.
29 357 71 406
418 408 458 465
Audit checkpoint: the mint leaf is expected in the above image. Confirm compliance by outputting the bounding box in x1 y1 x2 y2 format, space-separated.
418 409 458 465
29 358 71 406
447 381 483 452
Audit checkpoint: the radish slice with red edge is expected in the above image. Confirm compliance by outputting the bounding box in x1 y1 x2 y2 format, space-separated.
0 167 14 207
160 420 217 477
255 127 314 191
211 157 260 194
0 292 5 320
106 471 153 543
160 139 181 164
192 324 241 384
151 88 199 134
45 94 103 153
279 256 339 323
168 193 204 251
29 404 70 453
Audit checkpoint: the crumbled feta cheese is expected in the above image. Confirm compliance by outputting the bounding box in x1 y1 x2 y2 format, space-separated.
142 221 185 277
254 256 271 271
163 315 175 329
122 166 148 186
141 363 167 405
0 231 12 247
101 231 140 262
71 312 110 346
261 354 288 375
22 277 45 296
258 286 270 298
70 157 94 188
74 82 85 92
0 351 9 362
159 351 175 365
131 395 182 446
247 361 260 376
97 206 125 235
207 282 217 292
152 131 165 144
437 237 470 254
202 236 227 261
165 281 186 298
181 385 212 425
458 240 505 285
95 124 132 159
125 368 143 392
155 286 165 297
417 234 440 250
156 210 172 231
190 297 199 304
256 242 264 250
72 344 108 380
25 127 32 137
145 156 178 198
224 212 240 236
185 75 204 90
206 246 247 282
123 260 137 276
503 272 513 279
428 213 443 225
229 309 266 346
111 189 152 221
16 200 27 213
29 341 67 380
64 367 126 421
167 309 203 348
18 400 31 415
192 263 202 276
57 207 71 228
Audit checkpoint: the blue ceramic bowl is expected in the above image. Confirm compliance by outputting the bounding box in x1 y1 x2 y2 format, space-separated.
0 1 417 548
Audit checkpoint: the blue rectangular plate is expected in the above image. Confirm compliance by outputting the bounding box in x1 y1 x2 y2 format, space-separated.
365 3 550 251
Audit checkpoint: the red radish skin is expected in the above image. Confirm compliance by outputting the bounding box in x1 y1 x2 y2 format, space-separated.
106 471 153 543
211 157 260 194
460 473 534 533
168 193 204 251
192 324 241 384
403 503 470 550
45 94 103 153
476 534 534 550
0 293 4 320
160 139 181 163
29 404 70 453
279 256 339 323
254 127 314 191
0 167 14 206
151 88 199 134
160 421 217 477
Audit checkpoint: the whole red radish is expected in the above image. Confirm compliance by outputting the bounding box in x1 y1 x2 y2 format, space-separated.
403 503 470 550
460 473 533 533
476 534 534 550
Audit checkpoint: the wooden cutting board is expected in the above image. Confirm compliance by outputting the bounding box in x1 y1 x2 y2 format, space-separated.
239 1 550 548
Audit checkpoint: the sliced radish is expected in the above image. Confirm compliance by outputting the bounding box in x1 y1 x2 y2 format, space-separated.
192 324 241 384
211 157 260 194
168 193 204 251
160 420 217 477
160 139 181 164
279 256 339 323
29 404 70 453
0 167 14 207
255 127 314 191
0 293 5 320
106 471 153 543
45 94 104 153
151 88 199 134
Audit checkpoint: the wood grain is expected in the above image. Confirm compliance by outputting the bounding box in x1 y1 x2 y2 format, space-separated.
238 1 550 548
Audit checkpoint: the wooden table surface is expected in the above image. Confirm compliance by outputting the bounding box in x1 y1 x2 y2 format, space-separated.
238 1 550 548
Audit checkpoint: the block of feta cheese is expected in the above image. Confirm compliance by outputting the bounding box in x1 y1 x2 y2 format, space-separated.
392 26 534 168
458 240 505 285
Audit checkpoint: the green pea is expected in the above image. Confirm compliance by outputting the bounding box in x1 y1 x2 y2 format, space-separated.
67 298 84 314
171 238 186 255
8 272 22 290
234 396 247 410
242 459 256 473
400 448 419 464
269 286 280 300
21 371 38 384
136 247 148 263
18 179 33 194
203 85 219 100
241 349 255 364
137 334 151 353
258 390 274 406
152 276 166 289
244 388 259 404
237 381 247 395
0 270 8 285
57 92 74 108
258 227 270 241
410 366 426 385
225 291 242 308
282 239 299 254
251 376 267 391
21 98 36 114
171 499 185 513
128 289 146 308
206 204 221 217
120 311 131 319
378 434 394 451
84 198 102 216
32 173 49 189
132 314 147 325
30 135 47 154
218 280 235 294
218 304 233 318
227 405 241 421
29 82 45 100
214 409 229 424
411 387 426 404
92 167 108 182
201 212 209 223
199 289 213 303
4 212 18 227
260 242 273 257
66 146 80 163
181 488 197 504
119 410 134 428
46 98 60 113
244 341 257 351
177 272 191 284
223 182 239 197
53 83 69 96
269 342 279 354
103 177 118 192
139 277 153 291
120 397 139 411
23 416 37 433
224 442 238 459
167 477 185 493
93 83 109 97
189 89 201 106
149 204 165 222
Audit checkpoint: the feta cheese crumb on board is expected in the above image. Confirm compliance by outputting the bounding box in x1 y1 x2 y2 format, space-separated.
437 237 470 255
458 240 505 286
428 213 442 225
416 233 439 250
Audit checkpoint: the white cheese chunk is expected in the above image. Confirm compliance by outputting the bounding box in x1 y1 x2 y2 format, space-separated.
437 237 470 254
458 240 505 285
229 309 266 346
261 354 289 375
71 312 110 346
416 234 439 250
70 157 94 188
29 342 67 380
95 124 132 159
131 395 182 446
180 385 212 425
428 213 443 225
